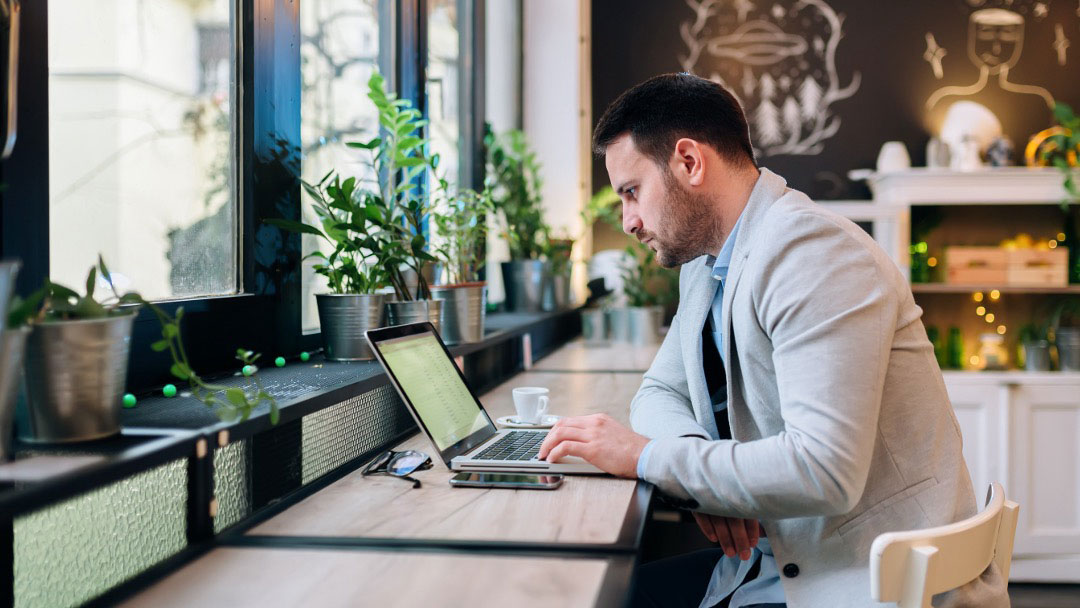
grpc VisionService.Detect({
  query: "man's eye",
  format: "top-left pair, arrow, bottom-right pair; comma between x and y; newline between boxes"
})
626,187 -> 637,198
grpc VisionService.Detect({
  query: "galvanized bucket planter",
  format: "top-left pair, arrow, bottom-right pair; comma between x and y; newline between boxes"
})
0,326 -> 29,460
386,299 -> 444,335
316,293 -> 386,361
618,306 -> 664,346
501,260 -> 550,313
607,307 -> 630,343
547,273 -> 571,312
1058,328 -> 1080,371
431,283 -> 486,345
581,308 -> 608,345
21,313 -> 135,443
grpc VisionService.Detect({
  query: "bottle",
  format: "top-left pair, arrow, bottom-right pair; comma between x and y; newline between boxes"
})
926,326 -> 945,369
946,326 -> 965,370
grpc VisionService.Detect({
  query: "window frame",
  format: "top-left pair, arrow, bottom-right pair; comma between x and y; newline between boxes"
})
0,0 -> 487,391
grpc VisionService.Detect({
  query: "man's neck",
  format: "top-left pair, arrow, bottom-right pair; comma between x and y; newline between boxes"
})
709,166 -> 760,257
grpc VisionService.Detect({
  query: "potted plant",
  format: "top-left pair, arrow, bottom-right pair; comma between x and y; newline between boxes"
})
542,232 -> 575,311
9,257 -> 277,444
0,260 -> 28,460
268,171 -> 390,360
1050,297 -> 1080,371
486,127 -> 551,312
430,179 -> 494,345
1038,102 -> 1080,283
613,241 -> 679,346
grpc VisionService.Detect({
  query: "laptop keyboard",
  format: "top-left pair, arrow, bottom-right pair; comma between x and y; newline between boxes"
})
474,430 -> 547,461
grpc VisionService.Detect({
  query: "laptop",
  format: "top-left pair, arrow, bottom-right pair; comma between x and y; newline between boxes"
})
366,322 -> 603,474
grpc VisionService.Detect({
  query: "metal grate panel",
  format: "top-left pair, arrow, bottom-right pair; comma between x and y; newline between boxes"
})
301,384 -> 415,484
13,459 -> 187,608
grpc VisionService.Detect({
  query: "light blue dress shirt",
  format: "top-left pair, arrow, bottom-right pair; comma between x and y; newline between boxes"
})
636,214 -> 785,608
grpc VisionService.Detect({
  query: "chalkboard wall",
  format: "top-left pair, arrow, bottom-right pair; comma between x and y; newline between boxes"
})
591,0 -> 1080,199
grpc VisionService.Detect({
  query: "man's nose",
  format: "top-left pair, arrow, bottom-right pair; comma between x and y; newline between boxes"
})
622,205 -> 642,236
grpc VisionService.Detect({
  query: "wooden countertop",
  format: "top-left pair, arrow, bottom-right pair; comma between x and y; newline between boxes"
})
248,370 -> 646,545
120,547 -> 613,607
532,338 -> 661,373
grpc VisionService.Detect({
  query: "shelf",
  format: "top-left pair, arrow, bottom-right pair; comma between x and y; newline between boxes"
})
911,284 -> 1080,295
942,370 -> 1080,384
859,167 -> 1074,205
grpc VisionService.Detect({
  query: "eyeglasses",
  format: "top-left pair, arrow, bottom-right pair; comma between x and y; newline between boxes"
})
361,449 -> 433,488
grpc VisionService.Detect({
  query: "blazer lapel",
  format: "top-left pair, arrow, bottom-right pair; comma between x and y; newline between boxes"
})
681,260 -> 721,437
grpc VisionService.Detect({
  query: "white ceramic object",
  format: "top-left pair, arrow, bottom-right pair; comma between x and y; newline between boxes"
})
876,141 -> 911,174
495,414 -> 563,429
511,387 -> 550,424
939,101 -> 1001,165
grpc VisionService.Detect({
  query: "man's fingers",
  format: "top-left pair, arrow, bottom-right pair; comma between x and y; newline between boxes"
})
712,516 -> 735,557
725,518 -> 751,560
746,519 -> 760,549
538,427 -> 589,458
546,440 -> 587,463
693,513 -> 717,543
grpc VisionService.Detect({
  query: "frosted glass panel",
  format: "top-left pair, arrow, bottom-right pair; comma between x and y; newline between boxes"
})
214,439 -> 251,533
14,460 -> 187,608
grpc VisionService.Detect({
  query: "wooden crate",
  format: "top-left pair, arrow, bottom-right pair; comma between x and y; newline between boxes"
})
1006,248 -> 1069,286
946,247 -> 1007,284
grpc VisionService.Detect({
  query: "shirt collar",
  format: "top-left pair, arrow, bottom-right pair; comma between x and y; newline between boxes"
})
704,213 -> 744,281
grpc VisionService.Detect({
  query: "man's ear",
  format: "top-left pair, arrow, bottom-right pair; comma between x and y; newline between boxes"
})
671,138 -> 706,187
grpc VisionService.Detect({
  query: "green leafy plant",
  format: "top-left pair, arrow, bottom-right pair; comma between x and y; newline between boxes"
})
9,257 -> 278,424
432,182 -> 495,286
268,71 -> 435,301
620,241 -> 678,308
486,127 -> 547,260
1041,102 -> 1080,209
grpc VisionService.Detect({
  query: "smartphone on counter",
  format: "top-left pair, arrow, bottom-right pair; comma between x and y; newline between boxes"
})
449,472 -> 564,490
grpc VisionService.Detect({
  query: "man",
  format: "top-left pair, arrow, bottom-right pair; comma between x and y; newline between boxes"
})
537,73 -> 1008,607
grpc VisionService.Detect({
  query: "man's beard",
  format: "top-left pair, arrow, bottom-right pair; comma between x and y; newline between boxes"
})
642,170 -> 720,269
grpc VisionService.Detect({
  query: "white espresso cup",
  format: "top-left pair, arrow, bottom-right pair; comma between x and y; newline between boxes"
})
511,387 -> 550,424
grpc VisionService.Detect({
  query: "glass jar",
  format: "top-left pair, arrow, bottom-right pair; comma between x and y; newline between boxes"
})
977,333 -> 1008,371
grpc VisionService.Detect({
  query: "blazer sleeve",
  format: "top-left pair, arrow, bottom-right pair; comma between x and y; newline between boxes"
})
641,209 -> 900,519
629,271 -> 711,440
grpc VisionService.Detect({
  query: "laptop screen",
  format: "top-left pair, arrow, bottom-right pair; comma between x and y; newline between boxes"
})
376,331 -> 493,451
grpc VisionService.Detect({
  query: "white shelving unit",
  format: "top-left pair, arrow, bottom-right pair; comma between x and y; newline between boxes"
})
826,168 -> 1080,582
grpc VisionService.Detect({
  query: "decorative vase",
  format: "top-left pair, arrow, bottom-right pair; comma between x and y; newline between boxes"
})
581,308 -> 607,345
501,260 -> 550,313
431,283 -> 486,345
21,314 -> 135,443
627,306 -> 664,346
386,299 -> 444,336
316,293 -> 386,361
607,307 -> 630,343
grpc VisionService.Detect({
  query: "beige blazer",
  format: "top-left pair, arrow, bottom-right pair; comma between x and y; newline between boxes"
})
631,168 -> 1008,607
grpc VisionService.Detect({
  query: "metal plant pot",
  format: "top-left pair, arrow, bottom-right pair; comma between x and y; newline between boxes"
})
607,307 -> 631,343
546,273 -> 571,312
1057,328 -> 1080,372
581,308 -> 608,345
0,260 -> 19,323
316,293 -> 386,361
501,260 -> 550,313
627,306 -> 664,346
21,314 -> 135,443
386,299 -> 444,336
1023,340 -> 1051,372
431,283 -> 486,345
0,326 -> 29,460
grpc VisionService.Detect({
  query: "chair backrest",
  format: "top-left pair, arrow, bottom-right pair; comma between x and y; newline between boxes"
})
869,482 -> 1019,608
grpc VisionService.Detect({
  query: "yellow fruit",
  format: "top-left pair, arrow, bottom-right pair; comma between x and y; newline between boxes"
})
1015,233 -> 1034,248
1000,240 -> 1018,250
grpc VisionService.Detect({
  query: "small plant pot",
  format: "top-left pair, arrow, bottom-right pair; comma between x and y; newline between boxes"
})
316,293 -> 386,361
0,326 -> 30,461
21,314 -> 135,443
431,283 -> 486,345
501,260 -> 550,313
607,307 -> 631,343
626,306 -> 664,346
1057,328 -> 1080,372
1022,340 -> 1051,372
581,308 -> 608,345
386,299 -> 444,336
546,273 -> 571,312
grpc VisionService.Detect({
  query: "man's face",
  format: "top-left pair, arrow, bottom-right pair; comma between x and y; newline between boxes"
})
604,134 -> 717,268
968,11 -> 1024,73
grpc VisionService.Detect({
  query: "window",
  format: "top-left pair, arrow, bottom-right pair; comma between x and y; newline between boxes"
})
47,0 -> 237,300
426,0 -> 461,188
300,0 -> 382,331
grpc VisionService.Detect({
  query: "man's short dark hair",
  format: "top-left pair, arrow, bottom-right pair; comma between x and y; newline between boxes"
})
593,73 -> 756,168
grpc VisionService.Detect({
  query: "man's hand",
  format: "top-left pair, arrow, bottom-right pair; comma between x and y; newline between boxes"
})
537,413 -> 650,478
693,513 -> 761,560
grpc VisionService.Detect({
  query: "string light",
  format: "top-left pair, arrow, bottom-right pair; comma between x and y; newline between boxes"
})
969,355 -> 980,367
997,325 -> 1006,335
973,292 -> 984,302
927,257 -> 938,267
989,290 -> 1000,301
1049,240 -> 1058,249
1058,232 -> 1067,241
986,313 -> 996,323
976,306 -> 986,316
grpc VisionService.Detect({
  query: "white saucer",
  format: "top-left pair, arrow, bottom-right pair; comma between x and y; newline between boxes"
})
496,414 -> 562,429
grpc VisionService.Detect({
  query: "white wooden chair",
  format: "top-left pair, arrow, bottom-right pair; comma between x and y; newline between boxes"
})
869,482 -> 1019,608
